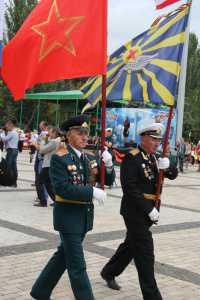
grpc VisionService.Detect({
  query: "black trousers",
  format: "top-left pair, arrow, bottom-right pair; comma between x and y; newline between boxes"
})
40,167 -> 55,201
34,154 -> 48,205
178,156 -> 184,172
6,148 -> 18,184
0,140 -> 4,151
102,218 -> 163,300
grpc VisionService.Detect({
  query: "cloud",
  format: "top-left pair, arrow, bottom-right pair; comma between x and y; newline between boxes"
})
108,0 -> 200,54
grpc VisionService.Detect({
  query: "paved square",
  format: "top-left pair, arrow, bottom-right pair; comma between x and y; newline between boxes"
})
0,151 -> 200,299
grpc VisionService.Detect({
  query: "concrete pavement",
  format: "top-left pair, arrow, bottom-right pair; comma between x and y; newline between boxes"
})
0,151 -> 200,300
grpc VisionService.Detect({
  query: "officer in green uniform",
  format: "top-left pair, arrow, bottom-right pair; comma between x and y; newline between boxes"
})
101,122 -> 178,300
30,115 -> 115,300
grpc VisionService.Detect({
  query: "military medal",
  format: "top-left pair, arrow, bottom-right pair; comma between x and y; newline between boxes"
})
90,160 -> 98,169
141,152 -> 149,160
144,169 -> 149,178
68,165 -> 73,171
77,175 -> 82,184
72,175 -> 77,184
72,165 -> 77,171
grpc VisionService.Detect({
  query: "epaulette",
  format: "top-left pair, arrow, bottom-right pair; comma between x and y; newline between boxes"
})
83,149 -> 95,157
56,146 -> 68,157
129,148 -> 140,156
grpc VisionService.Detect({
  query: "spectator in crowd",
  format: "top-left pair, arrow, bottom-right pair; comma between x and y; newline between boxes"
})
32,126 -> 61,206
177,138 -> 186,173
34,121 -> 48,207
18,129 -> 26,152
0,119 -> 19,187
29,130 -> 38,163
190,143 -> 196,166
123,117 -> 130,147
105,128 -> 113,150
0,127 -> 4,151
184,140 -> 192,169
196,141 -> 200,172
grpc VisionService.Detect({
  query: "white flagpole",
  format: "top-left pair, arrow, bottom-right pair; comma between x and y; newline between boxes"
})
0,0 -> 5,41
176,2 -> 191,140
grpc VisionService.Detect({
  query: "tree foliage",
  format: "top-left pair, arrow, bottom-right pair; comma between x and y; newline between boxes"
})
1,0 -> 86,129
4,0 -> 38,42
183,33 -> 200,142
1,1 -> 200,140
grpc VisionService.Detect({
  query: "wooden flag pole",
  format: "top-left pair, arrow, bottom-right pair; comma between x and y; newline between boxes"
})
155,105 -> 174,210
100,74 -> 107,189
156,1 -> 192,210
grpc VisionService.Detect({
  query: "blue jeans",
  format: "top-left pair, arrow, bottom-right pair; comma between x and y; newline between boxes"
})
6,148 -> 18,183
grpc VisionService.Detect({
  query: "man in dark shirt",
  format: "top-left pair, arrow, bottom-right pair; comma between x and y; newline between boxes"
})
101,122 -> 178,300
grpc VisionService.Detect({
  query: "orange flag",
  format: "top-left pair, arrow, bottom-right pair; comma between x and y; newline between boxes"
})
2,0 -> 107,100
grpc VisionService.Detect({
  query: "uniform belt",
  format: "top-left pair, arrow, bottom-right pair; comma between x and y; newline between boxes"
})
55,195 -> 88,205
143,193 -> 160,201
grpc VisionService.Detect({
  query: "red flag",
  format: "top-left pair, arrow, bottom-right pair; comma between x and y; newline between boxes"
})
155,0 -> 182,9
0,42 -> 2,75
2,0 -> 107,100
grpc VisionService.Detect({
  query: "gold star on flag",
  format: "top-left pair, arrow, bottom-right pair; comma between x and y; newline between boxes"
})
31,0 -> 85,61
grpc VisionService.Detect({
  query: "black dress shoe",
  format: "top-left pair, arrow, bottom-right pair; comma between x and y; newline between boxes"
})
11,183 -> 17,188
30,291 -> 53,300
34,298 -> 53,300
100,271 -> 121,290
31,296 -> 52,300
33,203 -> 47,207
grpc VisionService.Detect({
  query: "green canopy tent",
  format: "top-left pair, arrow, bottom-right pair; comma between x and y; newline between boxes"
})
21,90 -> 84,128
21,91 -> 131,131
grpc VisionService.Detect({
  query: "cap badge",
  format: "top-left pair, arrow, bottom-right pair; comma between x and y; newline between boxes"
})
156,128 -> 161,134
81,122 -> 89,129
71,165 -> 77,171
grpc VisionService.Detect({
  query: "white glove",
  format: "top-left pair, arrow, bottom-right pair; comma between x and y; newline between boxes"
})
0,150 -> 2,162
148,207 -> 159,222
102,150 -> 113,167
158,157 -> 170,170
93,187 -> 107,206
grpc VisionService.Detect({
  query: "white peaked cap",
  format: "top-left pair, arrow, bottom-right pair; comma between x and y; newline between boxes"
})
138,122 -> 165,139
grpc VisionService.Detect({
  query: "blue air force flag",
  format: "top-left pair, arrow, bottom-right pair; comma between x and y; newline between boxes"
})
81,3 -> 190,110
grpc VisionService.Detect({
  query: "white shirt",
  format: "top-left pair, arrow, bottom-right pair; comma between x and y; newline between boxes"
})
70,145 -> 82,159
0,129 -> 19,149
30,133 -> 39,143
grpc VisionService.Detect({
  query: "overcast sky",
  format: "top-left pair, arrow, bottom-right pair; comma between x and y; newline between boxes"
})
2,0 -> 199,53
108,0 -> 199,53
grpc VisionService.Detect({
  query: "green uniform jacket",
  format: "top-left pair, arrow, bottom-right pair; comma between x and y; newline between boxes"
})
50,145 -> 94,234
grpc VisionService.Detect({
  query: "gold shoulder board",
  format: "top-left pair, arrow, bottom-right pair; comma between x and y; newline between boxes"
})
83,150 -> 95,157
56,148 -> 68,157
130,148 -> 140,156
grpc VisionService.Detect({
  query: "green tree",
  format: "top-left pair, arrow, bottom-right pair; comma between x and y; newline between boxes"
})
1,0 -> 38,127
1,0 -> 86,129
183,33 -> 200,143
4,0 -> 38,42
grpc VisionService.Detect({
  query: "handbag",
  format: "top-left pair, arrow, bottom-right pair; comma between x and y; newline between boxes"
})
0,150 -> 16,186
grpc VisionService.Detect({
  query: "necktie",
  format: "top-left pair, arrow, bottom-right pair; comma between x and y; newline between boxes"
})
80,153 -> 87,184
